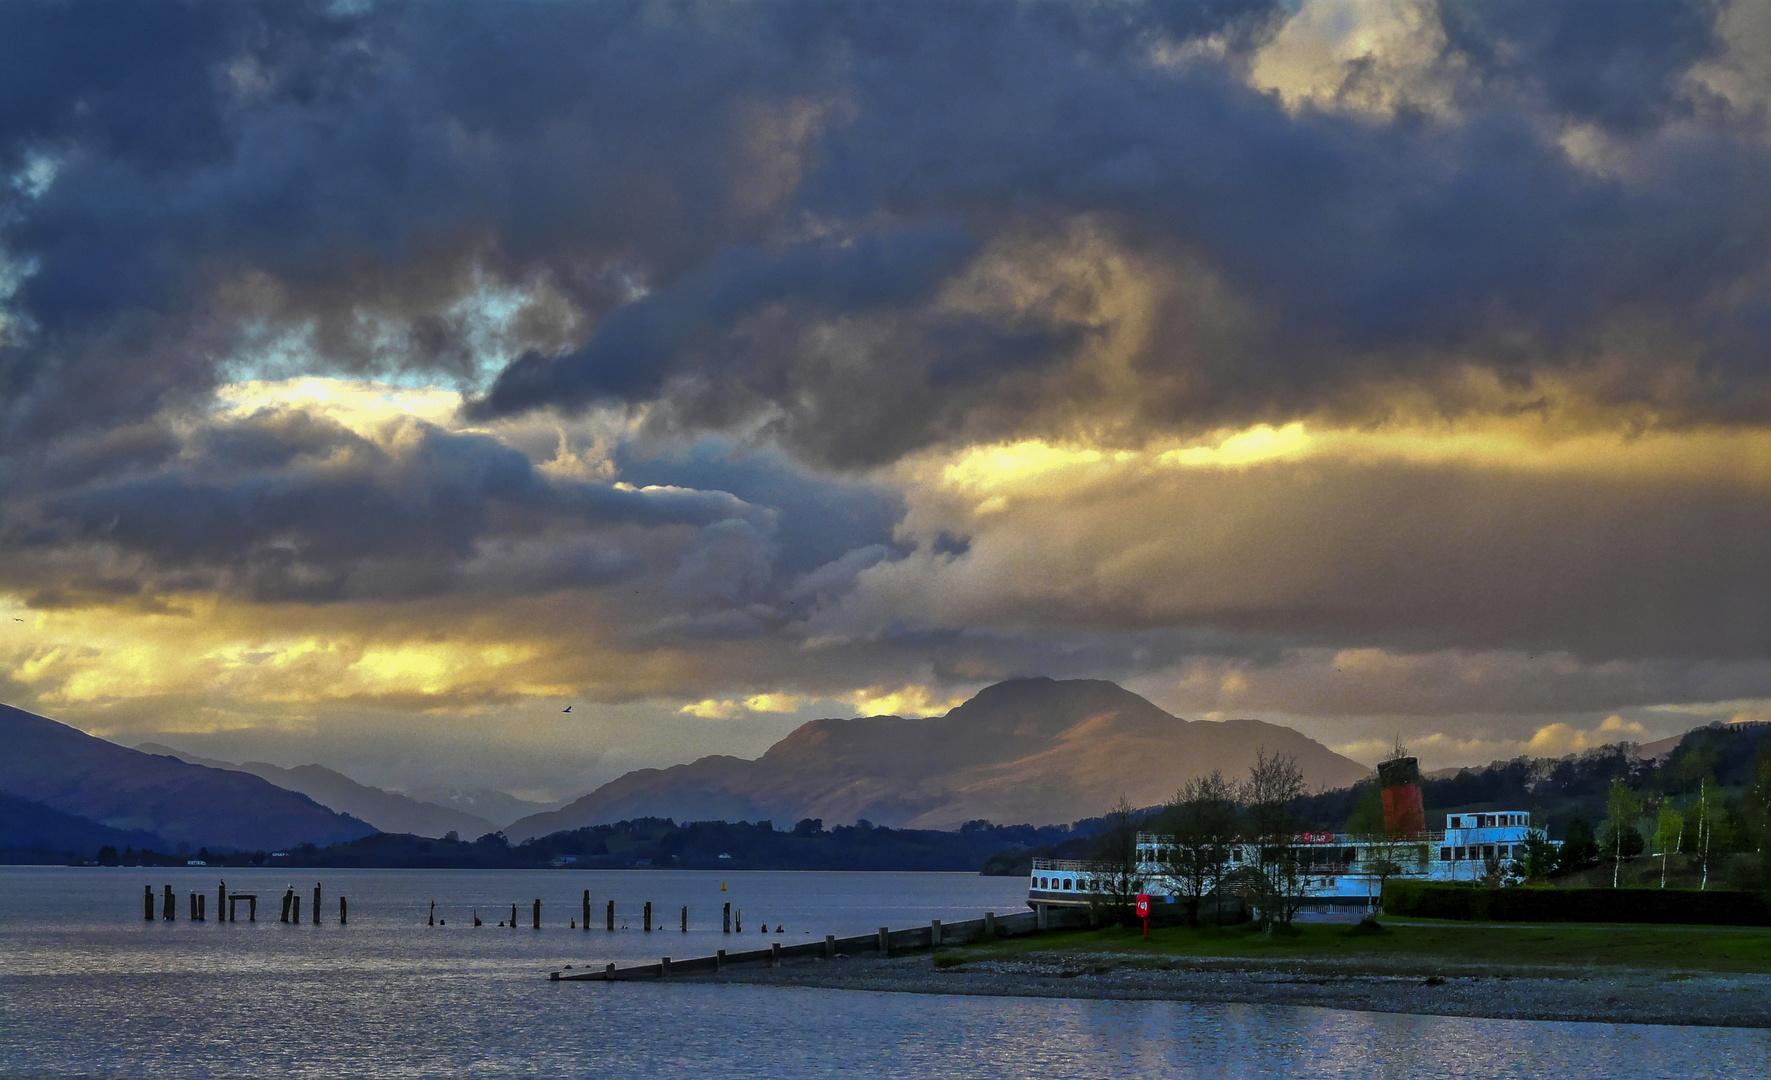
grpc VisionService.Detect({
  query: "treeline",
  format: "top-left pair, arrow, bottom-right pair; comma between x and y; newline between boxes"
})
1300,722 -> 1771,888
185,816 -> 1078,871
90,844 -> 230,867
1290,722 -> 1771,846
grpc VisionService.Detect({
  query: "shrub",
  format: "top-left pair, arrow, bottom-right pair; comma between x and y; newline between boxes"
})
1555,818 -> 1599,873
1382,881 -> 1771,925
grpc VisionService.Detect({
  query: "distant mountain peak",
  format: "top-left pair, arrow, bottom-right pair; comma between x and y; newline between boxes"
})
133,743 -> 496,839
507,677 -> 1370,842
1,702 -> 374,851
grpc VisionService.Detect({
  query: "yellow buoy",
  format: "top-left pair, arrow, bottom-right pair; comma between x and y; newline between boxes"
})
720,881 -> 727,892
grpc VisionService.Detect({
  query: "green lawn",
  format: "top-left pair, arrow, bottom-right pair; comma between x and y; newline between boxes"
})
936,919 -> 1771,975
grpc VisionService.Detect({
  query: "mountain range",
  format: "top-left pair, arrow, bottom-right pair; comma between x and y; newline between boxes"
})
0,789 -> 167,862
506,678 -> 1371,842
136,744 -> 498,839
0,703 -> 374,853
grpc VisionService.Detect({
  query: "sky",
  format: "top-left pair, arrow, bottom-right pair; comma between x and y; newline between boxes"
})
3,0 -> 1770,803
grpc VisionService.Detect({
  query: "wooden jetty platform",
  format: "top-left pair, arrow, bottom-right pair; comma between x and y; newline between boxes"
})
551,906 -> 1093,981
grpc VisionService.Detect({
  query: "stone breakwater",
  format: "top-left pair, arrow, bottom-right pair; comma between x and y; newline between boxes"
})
553,906 -> 1094,982
590,949 -> 1771,1029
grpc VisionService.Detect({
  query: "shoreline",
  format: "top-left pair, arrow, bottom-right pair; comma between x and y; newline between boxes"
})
662,952 -> 1771,1028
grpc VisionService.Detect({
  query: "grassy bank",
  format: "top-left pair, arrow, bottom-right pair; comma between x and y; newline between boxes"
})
932,918 -> 1771,975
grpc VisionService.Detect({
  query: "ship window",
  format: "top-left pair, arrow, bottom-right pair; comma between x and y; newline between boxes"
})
1039,877 -> 1048,889
1063,879 -> 1073,890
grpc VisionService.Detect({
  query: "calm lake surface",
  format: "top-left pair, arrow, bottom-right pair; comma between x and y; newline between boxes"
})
2,866 -> 1766,1078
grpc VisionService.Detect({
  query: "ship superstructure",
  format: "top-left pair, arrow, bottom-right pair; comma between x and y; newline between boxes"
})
1026,756 -> 1546,913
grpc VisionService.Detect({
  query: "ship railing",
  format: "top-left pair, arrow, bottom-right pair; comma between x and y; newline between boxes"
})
1030,858 -> 1099,873
1137,831 -> 1448,847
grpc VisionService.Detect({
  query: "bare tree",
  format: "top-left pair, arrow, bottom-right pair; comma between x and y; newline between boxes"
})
1698,778 -> 1712,891
1604,778 -> 1642,889
1243,749 -> 1306,932
1155,770 -> 1240,926
1655,803 -> 1684,889
1086,794 -> 1145,923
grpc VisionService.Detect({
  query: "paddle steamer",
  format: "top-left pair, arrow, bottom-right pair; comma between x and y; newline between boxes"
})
1026,756 -> 1543,912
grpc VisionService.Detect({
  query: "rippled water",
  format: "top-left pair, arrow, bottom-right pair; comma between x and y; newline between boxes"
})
2,866 -> 1765,1078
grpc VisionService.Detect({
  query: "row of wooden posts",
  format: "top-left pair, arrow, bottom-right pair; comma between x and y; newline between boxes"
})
430,893 -> 765,933
142,883 -> 345,925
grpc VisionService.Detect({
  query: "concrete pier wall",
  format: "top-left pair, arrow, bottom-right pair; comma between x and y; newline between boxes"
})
557,906 -> 1095,982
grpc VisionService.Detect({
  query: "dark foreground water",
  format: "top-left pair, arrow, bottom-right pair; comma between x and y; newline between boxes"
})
1,867 -> 1766,1078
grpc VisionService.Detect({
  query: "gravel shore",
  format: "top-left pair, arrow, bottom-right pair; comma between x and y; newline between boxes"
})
677,952 -> 1771,1028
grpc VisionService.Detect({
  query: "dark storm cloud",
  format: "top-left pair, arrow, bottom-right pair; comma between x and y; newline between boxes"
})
3,0 -> 1768,467
15,414 -> 757,602
609,437 -> 904,577
1441,0 -> 1721,135
470,223 -> 982,410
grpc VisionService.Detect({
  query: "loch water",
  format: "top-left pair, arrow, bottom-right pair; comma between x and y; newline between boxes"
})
1,866 -> 1765,1078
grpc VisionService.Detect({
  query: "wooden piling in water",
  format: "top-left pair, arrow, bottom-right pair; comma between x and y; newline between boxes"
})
510,903 -> 517,929
163,884 -> 174,920
248,895 -> 256,921
532,899 -> 540,929
217,883 -> 226,923
722,901 -> 730,933
427,900 -> 434,927
606,899 -> 614,931
716,949 -> 725,971
643,901 -> 651,932
681,905 -> 687,932
340,896 -> 347,925
292,894 -> 301,923
283,889 -> 293,923
144,885 -> 154,921
313,884 -> 320,925
582,890 -> 590,930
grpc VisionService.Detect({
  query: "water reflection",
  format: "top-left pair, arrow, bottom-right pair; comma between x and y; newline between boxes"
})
1,868 -> 1765,1078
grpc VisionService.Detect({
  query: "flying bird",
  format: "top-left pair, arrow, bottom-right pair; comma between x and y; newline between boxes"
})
562,705 -> 573,713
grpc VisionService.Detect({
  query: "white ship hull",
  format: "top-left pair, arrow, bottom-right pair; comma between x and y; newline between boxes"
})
1028,811 -> 1545,911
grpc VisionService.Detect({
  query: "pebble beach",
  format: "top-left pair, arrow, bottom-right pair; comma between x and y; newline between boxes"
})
681,951 -> 1771,1028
